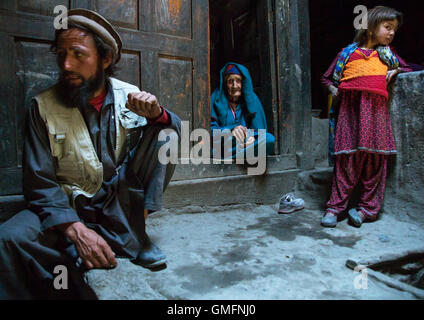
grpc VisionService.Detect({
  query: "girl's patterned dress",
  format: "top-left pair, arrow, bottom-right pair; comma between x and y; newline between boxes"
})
321,48 -> 412,220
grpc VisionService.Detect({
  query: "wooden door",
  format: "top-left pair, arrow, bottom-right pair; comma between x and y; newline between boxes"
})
0,0 -> 209,196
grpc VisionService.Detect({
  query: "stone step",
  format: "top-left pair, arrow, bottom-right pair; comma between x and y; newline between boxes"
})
293,166 -> 333,210
0,167 -> 301,222
163,168 -> 300,210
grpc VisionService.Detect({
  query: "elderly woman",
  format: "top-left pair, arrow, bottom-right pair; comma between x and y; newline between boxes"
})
210,63 -> 275,160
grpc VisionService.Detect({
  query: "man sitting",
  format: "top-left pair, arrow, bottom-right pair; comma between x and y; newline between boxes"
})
0,9 -> 180,299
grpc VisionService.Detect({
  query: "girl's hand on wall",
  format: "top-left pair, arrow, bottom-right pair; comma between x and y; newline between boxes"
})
386,68 -> 401,83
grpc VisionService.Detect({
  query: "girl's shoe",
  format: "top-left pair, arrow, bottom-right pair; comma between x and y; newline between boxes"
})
348,208 -> 365,227
321,212 -> 337,227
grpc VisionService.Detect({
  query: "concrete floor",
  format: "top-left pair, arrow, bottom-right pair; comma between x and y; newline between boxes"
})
86,200 -> 424,300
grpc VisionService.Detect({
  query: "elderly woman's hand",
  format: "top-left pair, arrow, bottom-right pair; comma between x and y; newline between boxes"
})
232,125 -> 247,143
240,135 -> 255,149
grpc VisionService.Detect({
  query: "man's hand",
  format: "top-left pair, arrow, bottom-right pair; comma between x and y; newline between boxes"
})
386,68 -> 401,83
61,222 -> 117,270
126,91 -> 162,120
232,125 -> 247,143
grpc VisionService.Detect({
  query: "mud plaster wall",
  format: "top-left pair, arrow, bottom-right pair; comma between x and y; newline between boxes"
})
385,71 -> 424,223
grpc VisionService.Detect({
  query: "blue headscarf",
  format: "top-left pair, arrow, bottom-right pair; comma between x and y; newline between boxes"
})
211,62 -> 268,130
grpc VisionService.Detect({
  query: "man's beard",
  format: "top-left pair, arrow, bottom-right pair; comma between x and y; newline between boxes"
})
57,64 -> 105,109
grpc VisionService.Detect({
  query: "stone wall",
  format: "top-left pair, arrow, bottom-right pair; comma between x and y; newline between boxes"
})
385,70 -> 424,222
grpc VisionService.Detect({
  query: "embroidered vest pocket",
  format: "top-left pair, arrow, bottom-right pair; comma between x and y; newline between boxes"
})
117,107 -> 146,153
118,108 -> 146,129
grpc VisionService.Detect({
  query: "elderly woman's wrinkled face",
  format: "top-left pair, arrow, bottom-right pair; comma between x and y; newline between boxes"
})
225,74 -> 242,103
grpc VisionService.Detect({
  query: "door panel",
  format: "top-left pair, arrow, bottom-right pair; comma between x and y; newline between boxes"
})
0,33 -> 16,169
154,0 -> 192,38
0,0 -> 209,196
93,0 -> 138,29
159,56 -> 193,123
16,0 -> 70,16
15,39 -> 61,166
117,51 -> 141,88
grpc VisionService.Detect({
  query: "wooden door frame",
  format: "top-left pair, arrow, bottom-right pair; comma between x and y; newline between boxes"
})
274,0 -> 313,169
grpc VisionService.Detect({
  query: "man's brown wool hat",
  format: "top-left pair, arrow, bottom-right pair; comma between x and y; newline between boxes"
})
65,8 -> 122,63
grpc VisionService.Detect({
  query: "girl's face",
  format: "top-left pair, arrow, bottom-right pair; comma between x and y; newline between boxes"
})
372,19 -> 399,46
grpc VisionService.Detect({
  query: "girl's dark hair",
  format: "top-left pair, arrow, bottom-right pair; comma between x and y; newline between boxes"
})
50,23 -> 118,77
354,6 -> 403,46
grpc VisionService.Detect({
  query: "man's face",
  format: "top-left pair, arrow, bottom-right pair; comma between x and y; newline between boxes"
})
56,28 -> 101,88
56,28 -> 109,107
225,74 -> 242,103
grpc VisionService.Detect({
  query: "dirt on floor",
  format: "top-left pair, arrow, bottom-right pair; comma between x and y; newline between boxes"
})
86,198 -> 424,300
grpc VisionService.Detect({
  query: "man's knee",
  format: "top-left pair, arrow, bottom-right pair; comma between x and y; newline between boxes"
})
0,210 -> 40,249
0,227 -> 29,250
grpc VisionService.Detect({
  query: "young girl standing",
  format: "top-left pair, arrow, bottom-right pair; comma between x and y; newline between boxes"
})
321,6 -> 412,228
